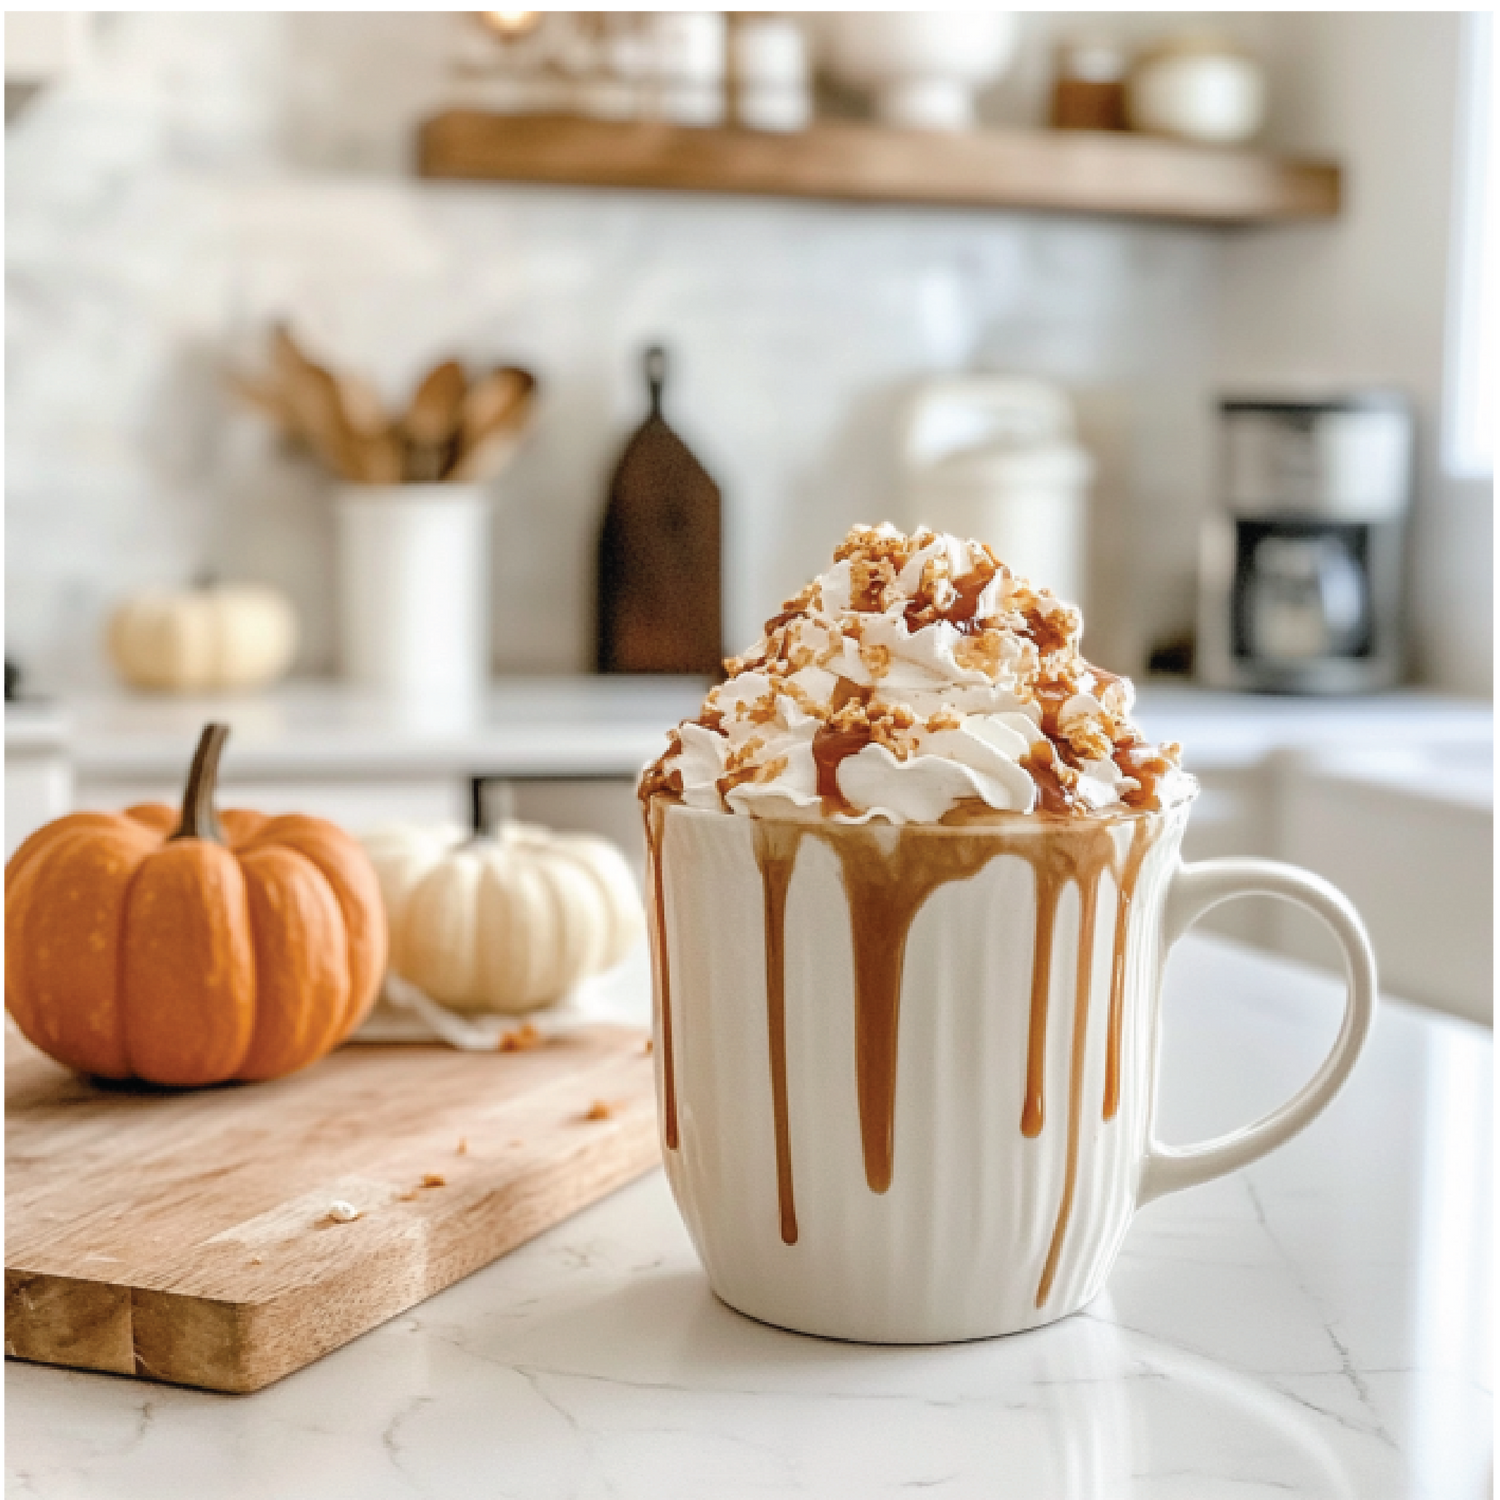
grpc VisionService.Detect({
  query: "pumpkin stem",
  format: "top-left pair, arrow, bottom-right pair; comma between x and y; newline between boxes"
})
171,722 -> 230,843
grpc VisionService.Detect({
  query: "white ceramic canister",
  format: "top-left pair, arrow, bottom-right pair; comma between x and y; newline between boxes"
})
643,795 -> 1375,1343
902,376 -> 1094,608
732,16 -> 812,133
1126,36 -> 1265,146
651,11 -> 727,127
335,484 -> 491,702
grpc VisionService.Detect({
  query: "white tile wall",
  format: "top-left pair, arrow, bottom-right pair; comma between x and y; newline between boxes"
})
6,13 -> 1221,689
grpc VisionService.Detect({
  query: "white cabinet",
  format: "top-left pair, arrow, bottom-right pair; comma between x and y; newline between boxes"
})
1270,748 -> 1492,1025
1177,764 -> 1276,947
4,708 -> 73,857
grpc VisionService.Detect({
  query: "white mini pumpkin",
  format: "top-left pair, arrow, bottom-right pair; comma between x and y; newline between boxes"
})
360,820 -> 645,1014
108,582 -> 298,693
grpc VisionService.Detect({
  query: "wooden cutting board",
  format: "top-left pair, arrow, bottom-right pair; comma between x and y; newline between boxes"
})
5,1022 -> 659,1393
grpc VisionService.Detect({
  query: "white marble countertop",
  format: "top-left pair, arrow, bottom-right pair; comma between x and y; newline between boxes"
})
14,677 -> 712,782
7,678 -> 1489,783
7,935 -> 1491,1500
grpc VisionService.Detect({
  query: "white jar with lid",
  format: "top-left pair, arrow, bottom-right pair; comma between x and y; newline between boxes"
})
900,376 -> 1093,607
1127,36 -> 1265,146
732,16 -> 811,133
651,11 -> 727,127
818,13 -> 1020,132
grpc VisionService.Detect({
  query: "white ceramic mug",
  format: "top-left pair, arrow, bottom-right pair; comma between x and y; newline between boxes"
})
644,790 -> 1376,1343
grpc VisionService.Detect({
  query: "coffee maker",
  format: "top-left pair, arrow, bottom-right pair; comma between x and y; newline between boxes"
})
1197,393 -> 1412,693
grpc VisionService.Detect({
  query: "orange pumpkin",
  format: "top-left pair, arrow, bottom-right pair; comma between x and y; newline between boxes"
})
5,722 -> 387,1086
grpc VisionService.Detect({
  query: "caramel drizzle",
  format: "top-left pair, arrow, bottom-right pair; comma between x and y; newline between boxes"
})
1034,851 -> 1104,1308
1021,871 -> 1057,1139
648,799 -> 1160,1307
1019,830 -> 1116,1140
643,800 -> 679,1151
808,826 -> 1002,1195
1104,817 -> 1154,1121
753,820 -> 806,1244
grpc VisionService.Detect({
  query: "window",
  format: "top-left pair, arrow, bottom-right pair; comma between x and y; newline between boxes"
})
1444,10 -> 1494,479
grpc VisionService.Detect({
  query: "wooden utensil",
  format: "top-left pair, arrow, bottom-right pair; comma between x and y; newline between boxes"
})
335,372 -> 387,438
230,354 -> 390,481
596,346 -> 722,674
448,426 -> 523,483
460,366 -> 534,447
401,359 -> 468,482
233,338 -> 536,486
328,372 -> 405,484
5,1020 -> 657,1392
226,370 -> 297,430
449,369 -> 537,482
268,324 -> 363,482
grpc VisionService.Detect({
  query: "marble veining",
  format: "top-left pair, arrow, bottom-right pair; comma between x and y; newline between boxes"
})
5,935 -> 1491,1499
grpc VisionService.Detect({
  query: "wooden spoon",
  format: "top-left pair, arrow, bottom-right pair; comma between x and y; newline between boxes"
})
449,379 -> 537,482
448,426 -> 524,483
401,359 -> 467,482
226,370 -> 296,430
460,366 -> 535,449
335,372 -> 387,438
269,324 -> 363,481
331,372 -> 403,484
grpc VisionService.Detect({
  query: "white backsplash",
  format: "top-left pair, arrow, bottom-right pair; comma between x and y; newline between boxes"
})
6,13 -> 1218,687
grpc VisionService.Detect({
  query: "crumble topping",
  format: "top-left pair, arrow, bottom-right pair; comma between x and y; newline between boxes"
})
640,524 -> 1187,822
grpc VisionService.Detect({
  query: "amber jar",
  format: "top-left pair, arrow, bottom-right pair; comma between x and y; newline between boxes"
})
1049,38 -> 1128,132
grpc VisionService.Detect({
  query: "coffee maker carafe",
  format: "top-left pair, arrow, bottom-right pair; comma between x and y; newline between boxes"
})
1198,394 -> 1412,693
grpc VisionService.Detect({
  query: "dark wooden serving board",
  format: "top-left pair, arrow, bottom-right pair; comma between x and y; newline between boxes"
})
596,345 -> 722,675
5,1022 -> 659,1392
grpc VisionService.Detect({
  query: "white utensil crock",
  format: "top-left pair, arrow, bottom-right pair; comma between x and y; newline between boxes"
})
645,793 -> 1376,1343
335,485 -> 490,701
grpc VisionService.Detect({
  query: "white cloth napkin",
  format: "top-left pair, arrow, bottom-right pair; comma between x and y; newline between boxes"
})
351,942 -> 653,1050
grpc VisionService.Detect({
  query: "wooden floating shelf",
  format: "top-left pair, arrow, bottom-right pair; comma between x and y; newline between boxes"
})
418,112 -> 1341,227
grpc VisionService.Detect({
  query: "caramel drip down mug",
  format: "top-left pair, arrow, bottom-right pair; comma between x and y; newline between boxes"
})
644,789 -> 1376,1343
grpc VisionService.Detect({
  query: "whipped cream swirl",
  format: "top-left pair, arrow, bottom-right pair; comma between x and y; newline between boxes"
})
642,525 -> 1189,824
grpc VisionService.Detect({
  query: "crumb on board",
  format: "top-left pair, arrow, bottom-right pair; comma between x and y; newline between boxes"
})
456,1138 -> 468,1155
508,1138 -> 523,1148
643,1037 -> 653,1055
497,1022 -> 543,1053
584,1100 -> 614,1122
250,1256 -> 263,1266
325,1200 -> 361,1224
421,1173 -> 446,1189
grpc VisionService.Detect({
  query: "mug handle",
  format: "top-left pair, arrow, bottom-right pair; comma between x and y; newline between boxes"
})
1137,857 -> 1378,1207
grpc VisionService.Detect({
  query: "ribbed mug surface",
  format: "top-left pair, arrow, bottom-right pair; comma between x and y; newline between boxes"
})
645,798 -> 1192,1343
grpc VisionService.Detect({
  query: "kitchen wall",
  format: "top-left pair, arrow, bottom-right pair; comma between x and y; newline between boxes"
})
9,12 -> 1483,698
3,12 -> 1225,688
